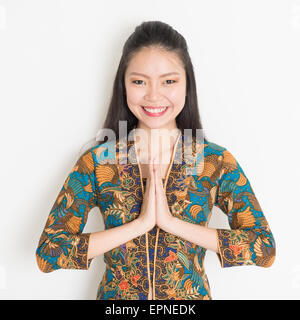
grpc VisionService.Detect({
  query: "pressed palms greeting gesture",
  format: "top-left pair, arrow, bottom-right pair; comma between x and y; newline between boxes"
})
152,156 -> 174,230
138,157 -> 156,231
138,156 -> 174,232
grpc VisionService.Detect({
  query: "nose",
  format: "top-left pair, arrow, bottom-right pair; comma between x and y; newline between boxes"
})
145,83 -> 162,101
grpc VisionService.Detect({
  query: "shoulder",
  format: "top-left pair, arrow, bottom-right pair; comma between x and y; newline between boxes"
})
200,138 -> 228,158
199,139 -> 240,172
87,140 -> 118,165
208,140 -> 239,163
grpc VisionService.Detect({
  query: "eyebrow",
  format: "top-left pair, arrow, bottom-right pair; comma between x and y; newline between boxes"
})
128,72 -> 180,78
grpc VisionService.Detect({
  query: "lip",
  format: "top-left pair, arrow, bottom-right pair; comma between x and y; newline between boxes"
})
141,106 -> 169,117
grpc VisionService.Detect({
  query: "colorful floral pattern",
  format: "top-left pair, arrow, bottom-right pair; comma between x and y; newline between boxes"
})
36,133 -> 276,299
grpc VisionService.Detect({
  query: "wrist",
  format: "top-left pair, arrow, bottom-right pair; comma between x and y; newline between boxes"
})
134,217 -> 150,235
161,215 -> 178,233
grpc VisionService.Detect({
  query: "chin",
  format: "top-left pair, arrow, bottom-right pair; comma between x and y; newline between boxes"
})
138,120 -> 174,130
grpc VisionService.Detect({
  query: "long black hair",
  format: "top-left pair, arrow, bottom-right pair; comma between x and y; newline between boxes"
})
89,20 -> 208,151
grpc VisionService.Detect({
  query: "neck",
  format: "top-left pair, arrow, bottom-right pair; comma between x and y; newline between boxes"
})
135,123 -> 181,154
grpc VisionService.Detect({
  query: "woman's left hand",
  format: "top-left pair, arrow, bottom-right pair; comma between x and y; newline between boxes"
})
152,157 -> 174,230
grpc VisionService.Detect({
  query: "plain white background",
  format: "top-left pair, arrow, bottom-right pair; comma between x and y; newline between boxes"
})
0,0 -> 299,300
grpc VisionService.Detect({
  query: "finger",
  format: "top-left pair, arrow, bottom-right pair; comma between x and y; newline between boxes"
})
153,155 -> 160,180
155,157 -> 162,183
152,156 -> 156,172
152,157 -> 160,197
145,158 -> 153,191
153,155 -> 159,173
152,156 -> 158,184
153,158 -> 161,195
149,158 -> 155,185
149,158 -> 155,193
145,175 -> 151,196
154,161 -> 165,195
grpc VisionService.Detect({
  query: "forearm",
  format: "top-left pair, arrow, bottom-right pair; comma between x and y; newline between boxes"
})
87,218 -> 146,260
166,217 -> 219,253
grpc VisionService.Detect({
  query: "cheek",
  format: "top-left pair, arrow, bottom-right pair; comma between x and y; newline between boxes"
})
126,87 -> 144,105
126,89 -> 143,116
168,87 -> 186,109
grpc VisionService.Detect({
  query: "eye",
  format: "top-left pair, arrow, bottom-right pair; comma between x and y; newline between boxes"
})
131,79 -> 176,85
165,80 -> 176,84
132,80 -> 144,85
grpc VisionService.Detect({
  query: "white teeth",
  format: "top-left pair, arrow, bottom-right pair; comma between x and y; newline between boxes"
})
142,107 -> 167,113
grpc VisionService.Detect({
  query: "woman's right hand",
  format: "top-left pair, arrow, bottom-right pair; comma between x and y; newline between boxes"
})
138,157 -> 156,232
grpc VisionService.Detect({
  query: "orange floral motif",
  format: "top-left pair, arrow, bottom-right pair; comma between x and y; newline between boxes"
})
119,280 -> 128,290
229,244 -> 243,256
165,287 -> 177,299
164,250 -> 177,262
131,274 -> 140,286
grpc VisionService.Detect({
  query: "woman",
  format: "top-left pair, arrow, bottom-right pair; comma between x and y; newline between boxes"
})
35,21 -> 276,300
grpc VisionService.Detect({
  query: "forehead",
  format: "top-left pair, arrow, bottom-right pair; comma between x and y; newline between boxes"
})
125,47 -> 185,76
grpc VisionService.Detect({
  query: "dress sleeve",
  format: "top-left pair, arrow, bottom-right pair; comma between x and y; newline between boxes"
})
35,148 -> 98,273
214,147 -> 276,268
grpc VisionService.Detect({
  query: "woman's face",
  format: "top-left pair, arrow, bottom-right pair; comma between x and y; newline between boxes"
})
124,46 -> 186,131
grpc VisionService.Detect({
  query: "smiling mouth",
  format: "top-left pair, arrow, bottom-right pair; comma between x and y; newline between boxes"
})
141,106 -> 169,116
